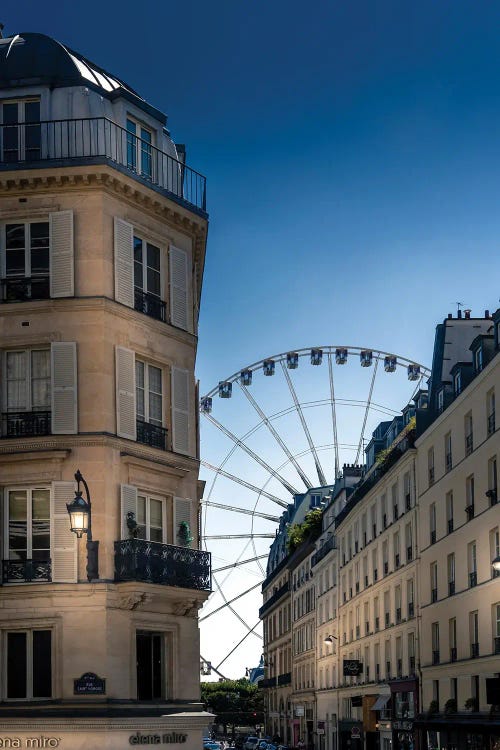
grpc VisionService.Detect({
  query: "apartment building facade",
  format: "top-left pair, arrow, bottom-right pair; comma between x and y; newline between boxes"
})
0,30 -> 210,748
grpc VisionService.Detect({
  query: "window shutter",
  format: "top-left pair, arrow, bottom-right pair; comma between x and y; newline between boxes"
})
51,342 -> 78,434
49,210 -> 74,298
114,217 -> 134,308
169,245 -> 191,331
115,346 -> 136,440
174,497 -> 192,547
120,484 -> 138,539
171,367 -> 189,455
51,481 -> 77,582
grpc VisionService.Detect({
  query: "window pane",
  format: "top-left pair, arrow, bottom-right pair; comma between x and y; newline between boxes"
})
32,490 -> 50,519
32,490 -> 50,559
3,103 -> 19,124
149,393 -> 162,425
137,496 -> 146,525
5,224 -> 26,276
150,499 -> 162,529
33,630 -> 52,698
149,366 -> 162,394
127,119 -> 137,170
7,351 -> 27,410
147,243 -> 160,271
9,490 -> 27,520
30,222 -> 50,273
6,223 -> 25,249
147,268 -> 161,296
8,489 -> 28,560
7,632 -> 27,699
31,350 -> 51,409
136,361 -> 145,419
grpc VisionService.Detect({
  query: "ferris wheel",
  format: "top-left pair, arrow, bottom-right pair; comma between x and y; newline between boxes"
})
198,346 -> 430,679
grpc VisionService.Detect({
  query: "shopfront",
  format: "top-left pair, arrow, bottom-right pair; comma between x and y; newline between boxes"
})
389,678 -> 418,750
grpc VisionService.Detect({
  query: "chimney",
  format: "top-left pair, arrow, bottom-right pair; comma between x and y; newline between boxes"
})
457,310 -> 462,319
464,309 -> 471,319
447,313 -> 452,319
485,310 -> 490,318
0,23 -> 4,39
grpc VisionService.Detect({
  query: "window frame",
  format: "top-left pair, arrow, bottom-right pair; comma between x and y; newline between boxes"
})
2,626 -> 53,701
136,492 -> 167,544
2,348 -> 51,413
1,219 -> 50,281
126,116 -> 154,179
0,98 -> 41,162
135,359 -> 164,427
133,233 -> 163,299
3,485 -> 51,563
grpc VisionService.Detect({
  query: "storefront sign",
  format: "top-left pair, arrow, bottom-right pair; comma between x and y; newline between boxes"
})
343,659 -> 363,676
0,739 -> 61,748
393,720 -> 413,732
350,727 -> 361,739
73,672 -> 106,695
317,722 -> 325,736
294,706 -> 304,717
129,733 -> 187,745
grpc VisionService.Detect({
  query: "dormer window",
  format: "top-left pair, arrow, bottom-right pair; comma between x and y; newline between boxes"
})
126,118 -> 153,179
1,99 -> 40,163
454,371 -> 462,397
437,389 -> 444,414
474,346 -> 483,374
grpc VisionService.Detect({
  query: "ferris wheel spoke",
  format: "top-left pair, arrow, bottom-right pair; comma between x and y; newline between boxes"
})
199,580 -> 264,622
327,352 -> 341,479
355,357 -> 379,465
212,554 -> 269,573
238,382 -> 313,489
215,621 -> 262,670
203,413 -> 298,495
202,500 -> 280,523
280,361 -> 327,486
201,461 -> 288,508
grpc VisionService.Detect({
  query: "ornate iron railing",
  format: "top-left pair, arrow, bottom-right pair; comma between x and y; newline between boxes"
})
2,559 -> 51,583
134,288 -> 167,323
1,276 -> 50,302
277,672 -> 291,686
0,118 -> 207,213
114,538 -> 211,591
1,411 -> 51,438
136,420 -> 168,451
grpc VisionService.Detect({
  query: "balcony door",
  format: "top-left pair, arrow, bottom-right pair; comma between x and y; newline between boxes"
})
136,631 -> 163,700
1,99 -> 40,162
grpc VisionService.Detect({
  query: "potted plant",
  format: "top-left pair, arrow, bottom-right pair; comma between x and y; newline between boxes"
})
444,698 -> 457,714
428,700 -> 439,715
464,697 -> 478,712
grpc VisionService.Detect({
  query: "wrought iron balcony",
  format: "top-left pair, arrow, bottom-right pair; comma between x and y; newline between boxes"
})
465,504 -> 475,521
494,637 -> 500,655
1,276 -> 50,302
136,419 -> 168,450
0,118 -> 207,214
470,642 -> 479,658
432,650 -> 440,665
431,587 -> 438,603
114,538 -> 211,591
134,288 -> 167,323
448,518 -> 454,533
469,571 -> 477,588
277,672 -> 291,686
1,411 -> 51,438
450,647 -> 457,662
445,453 -> 453,472
448,580 -> 455,596
2,558 -> 51,583
465,433 -> 473,455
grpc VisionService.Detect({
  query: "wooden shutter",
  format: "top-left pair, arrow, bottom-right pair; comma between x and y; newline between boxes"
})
49,210 -> 74,298
171,367 -> 189,455
114,217 -> 134,308
51,481 -> 77,582
51,342 -> 78,434
120,484 -> 138,539
115,346 -> 136,440
174,497 -> 192,547
169,245 -> 191,331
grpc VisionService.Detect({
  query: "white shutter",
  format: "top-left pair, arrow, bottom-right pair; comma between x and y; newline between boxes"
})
49,210 -> 74,298
116,346 -> 136,440
51,342 -> 78,434
114,217 -> 134,308
120,484 -> 138,539
174,497 -> 192,547
51,481 -> 77,582
169,245 -> 191,331
171,367 -> 189,455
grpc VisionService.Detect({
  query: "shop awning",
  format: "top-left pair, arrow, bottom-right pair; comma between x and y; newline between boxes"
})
371,694 -> 391,711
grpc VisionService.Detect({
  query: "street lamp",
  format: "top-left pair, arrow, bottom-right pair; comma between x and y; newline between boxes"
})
66,469 -> 99,582
324,634 -> 338,644
492,555 -> 500,573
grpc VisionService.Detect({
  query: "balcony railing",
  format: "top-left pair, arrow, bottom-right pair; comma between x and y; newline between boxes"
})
432,650 -> 440,665
470,642 -> 479,658
260,676 -> 277,689
469,571 -> 477,588
134,288 -> 166,323
430,530 -> 436,545
0,118 -> 207,214
311,535 -> 336,567
465,433 -> 473,456
494,637 -> 500,655
408,602 -> 414,618
1,411 -> 51,438
450,647 -> 457,662
465,504 -> 475,521
136,420 -> 168,451
448,580 -> 455,596
277,672 -> 291,686
406,546 -> 413,562
259,580 -> 290,617
431,588 -> 438,603
114,538 -> 211,591
448,518 -> 454,533
1,276 -> 50,303
2,558 -> 51,583
487,488 -> 498,506
488,413 -> 495,435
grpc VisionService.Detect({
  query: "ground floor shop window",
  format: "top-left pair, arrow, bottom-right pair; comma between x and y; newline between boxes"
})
6,629 -> 52,699
136,630 -> 164,700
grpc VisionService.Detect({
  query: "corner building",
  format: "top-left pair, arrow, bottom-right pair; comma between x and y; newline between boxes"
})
0,31 -> 211,747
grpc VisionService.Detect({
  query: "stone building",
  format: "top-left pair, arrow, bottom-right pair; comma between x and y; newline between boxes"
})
0,30 -> 211,748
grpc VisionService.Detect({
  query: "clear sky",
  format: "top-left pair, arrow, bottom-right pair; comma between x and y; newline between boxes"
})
4,0 -> 500,677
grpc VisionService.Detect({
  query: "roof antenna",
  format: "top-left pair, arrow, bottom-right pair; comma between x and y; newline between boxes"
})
0,23 -> 5,39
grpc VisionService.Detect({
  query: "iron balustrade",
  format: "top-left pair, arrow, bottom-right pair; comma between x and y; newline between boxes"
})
445,453 -> 453,472
1,411 -> 51,438
0,118 -> 207,213
432,650 -> 440,665
260,677 -> 277,689
430,530 -> 436,544
450,647 -> 457,662
448,518 -> 454,533
134,288 -> 167,323
114,538 -> 211,591
1,276 -> 50,302
311,534 -> 336,567
431,588 -> 438,602
465,504 -> 475,521
494,637 -> 500,655
488,413 -> 496,435
408,602 -> 414,618
259,580 -> 290,617
277,672 -> 291,686
470,642 -> 479,658
2,558 -> 51,583
448,581 -> 455,596
465,433 -> 473,455
136,420 -> 168,451
469,571 -> 477,587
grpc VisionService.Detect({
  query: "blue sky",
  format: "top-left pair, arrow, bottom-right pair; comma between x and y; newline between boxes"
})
4,0 -> 500,676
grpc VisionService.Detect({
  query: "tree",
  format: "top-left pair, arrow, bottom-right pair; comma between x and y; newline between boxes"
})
200,679 -> 264,735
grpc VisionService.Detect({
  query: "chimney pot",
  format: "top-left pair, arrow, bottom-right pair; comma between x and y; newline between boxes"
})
457,310 -> 462,319
464,309 -> 471,319
485,310 -> 490,318
448,313 -> 452,319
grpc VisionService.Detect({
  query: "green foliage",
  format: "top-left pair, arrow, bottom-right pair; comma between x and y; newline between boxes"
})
286,508 -> 323,552
428,700 -> 439,714
465,697 -> 478,711
444,698 -> 457,714
375,447 -> 391,466
200,679 -> 264,732
178,521 -> 193,546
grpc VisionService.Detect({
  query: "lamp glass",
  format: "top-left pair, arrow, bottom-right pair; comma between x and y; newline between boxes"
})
492,555 -> 500,572
67,492 -> 90,537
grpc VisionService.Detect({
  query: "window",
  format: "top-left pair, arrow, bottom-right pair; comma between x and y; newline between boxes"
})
136,631 -> 164,699
432,622 -> 440,664
133,236 -> 164,320
454,370 -> 462,397
474,346 -> 483,373
429,503 -> 436,544
447,553 -> 455,596
437,389 -> 444,414
4,487 -> 50,566
430,562 -> 438,602
405,522 -> 413,561
490,528 -> 500,579
466,475 -> 475,519
1,221 -> 50,301
137,494 -> 165,543
465,413 -> 473,456
446,491 -> 454,533
393,531 -> 400,568
494,604 -> 500,654
487,389 -> 496,435
449,618 -> 457,662
445,432 -> 452,472
488,457 -> 498,506
5,629 -> 52,699
468,542 -> 477,587
407,578 -> 414,618
469,611 -> 479,658
1,99 -> 41,162
428,448 -> 435,485
395,585 -> 402,623
392,483 -> 398,520
408,632 -> 415,673
127,117 -> 153,178
135,360 -> 167,449
3,349 -> 51,435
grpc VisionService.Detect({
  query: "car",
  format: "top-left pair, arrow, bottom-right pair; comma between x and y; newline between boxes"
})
243,738 -> 260,750
203,743 -> 221,750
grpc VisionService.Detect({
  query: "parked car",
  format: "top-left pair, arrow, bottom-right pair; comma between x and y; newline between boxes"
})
204,743 -> 221,750
243,738 -> 260,750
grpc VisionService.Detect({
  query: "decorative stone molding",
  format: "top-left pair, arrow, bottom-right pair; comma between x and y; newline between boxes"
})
119,592 -> 152,611
171,599 -> 202,617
